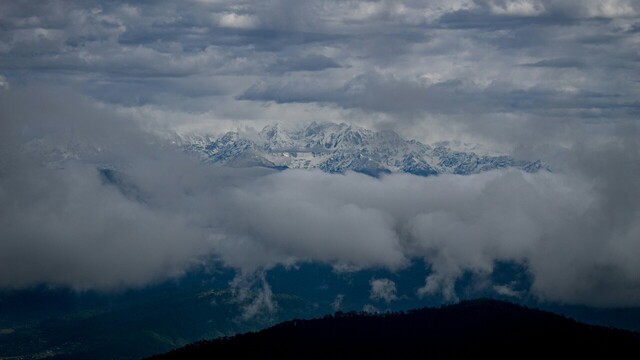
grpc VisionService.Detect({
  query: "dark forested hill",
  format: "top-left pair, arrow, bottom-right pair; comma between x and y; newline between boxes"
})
149,299 -> 640,359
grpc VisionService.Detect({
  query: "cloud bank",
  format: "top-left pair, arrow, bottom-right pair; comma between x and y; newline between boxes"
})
1,86 -> 639,307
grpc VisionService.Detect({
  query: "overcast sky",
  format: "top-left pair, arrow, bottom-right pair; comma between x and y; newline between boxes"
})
2,0 -> 638,147
1,1 -> 639,307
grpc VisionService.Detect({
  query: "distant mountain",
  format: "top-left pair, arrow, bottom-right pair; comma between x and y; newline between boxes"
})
179,122 -> 544,176
149,299 -> 640,359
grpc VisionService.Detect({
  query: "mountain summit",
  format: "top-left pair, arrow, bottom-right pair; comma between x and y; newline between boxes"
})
180,122 -> 544,176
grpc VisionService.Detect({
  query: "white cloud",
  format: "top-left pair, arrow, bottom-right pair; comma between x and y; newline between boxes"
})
370,278 -> 398,303
231,272 -> 277,320
362,304 -> 380,314
489,0 -> 546,16
494,284 -> 522,297
332,294 -> 344,311
217,12 -> 259,29
563,0 -> 638,18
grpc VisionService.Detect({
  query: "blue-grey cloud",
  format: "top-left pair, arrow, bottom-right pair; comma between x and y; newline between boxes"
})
267,54 -> 341,73
239,71 -> 640,119
521,58 -> 587,68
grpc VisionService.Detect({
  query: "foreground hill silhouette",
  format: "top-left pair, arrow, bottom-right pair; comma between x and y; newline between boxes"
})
149,299 -> 640,359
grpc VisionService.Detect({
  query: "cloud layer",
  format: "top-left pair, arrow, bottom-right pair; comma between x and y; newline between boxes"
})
1,1 -> 638,149
1,86 -> 639,307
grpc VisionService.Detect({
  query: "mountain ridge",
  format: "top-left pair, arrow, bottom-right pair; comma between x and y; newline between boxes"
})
179,122 -> 545,176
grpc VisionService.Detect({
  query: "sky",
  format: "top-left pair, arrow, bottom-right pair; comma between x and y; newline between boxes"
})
0,0 -> 639,308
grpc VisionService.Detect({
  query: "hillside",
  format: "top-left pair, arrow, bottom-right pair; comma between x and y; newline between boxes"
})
150,299 -> 640,359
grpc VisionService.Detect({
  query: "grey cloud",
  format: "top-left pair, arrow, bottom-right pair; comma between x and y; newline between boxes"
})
0,2 -> 242,77
442,0 -> 640,29
224,164 -> 639,306
438,9 -> 571,30
238,77 -> 339,105
2,0 -> 637,145
0,87 -> 214,290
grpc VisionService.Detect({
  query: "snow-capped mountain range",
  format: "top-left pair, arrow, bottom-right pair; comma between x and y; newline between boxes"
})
179,122 -> 544,176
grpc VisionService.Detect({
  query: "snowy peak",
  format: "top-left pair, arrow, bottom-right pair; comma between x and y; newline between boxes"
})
257,122 -> 376,152
181,122 -> 544,176
301,122 -> 371,151
259,123 -> 297,150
